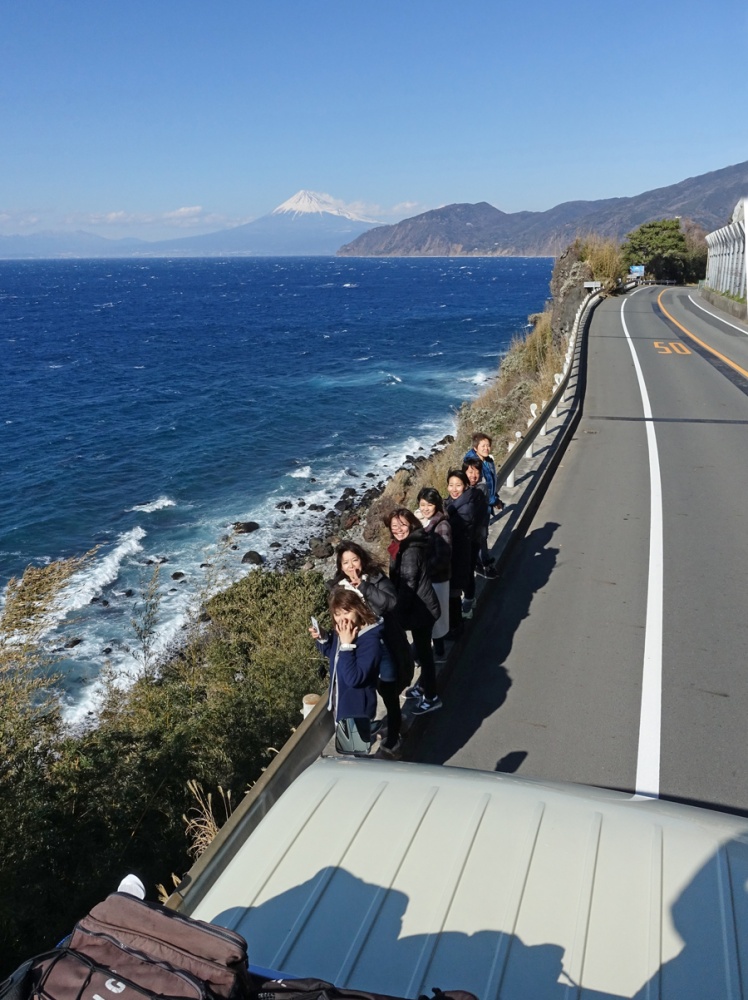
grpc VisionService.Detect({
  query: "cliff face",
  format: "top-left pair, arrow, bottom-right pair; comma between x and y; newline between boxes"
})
337,160 -> 748,258
549,245 -> 593,346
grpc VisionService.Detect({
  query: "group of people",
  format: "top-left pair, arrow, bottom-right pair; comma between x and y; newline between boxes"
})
309,433 -> 504,759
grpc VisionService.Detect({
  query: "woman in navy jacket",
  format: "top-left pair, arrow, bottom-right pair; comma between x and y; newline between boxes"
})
310,587 -> 382,726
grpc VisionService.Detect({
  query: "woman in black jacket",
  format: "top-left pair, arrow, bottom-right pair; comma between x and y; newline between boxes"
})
385,507 -> 442,716
331,541 -> 413,755
445,468 -> 485,638
416,486 -> 452,657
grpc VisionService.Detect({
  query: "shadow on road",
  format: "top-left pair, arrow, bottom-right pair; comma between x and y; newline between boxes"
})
411,521 -> 560,766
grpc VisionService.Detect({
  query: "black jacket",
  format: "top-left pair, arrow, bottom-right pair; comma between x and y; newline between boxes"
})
422,511 -> 452,583
446,487 -> 485,590
388,528 -> 440,631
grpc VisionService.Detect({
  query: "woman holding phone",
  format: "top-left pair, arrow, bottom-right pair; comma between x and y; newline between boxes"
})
309,587 -> 383,753
331,541 -> 413,756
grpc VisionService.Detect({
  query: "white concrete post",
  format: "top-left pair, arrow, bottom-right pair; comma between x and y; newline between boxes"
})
505,431 -> 522,489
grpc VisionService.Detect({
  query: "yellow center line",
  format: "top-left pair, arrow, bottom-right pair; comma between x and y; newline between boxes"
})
657,289 -> 748,380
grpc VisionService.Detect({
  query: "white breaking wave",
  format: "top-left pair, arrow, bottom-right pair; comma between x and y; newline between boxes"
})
127,496 -> 176,513
288,466 -> 312,479
59,527 -> 147,616
382,372 -> 403,384
459,371 -> 490,385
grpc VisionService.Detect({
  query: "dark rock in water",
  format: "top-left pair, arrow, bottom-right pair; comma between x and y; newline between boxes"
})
365,472 -> 376,478
101,600 -> 110,608
276,501 -> 293,510
269,541 -> 282,549
310,477 -> 317,483
325,510 -> 338,522
200,562 -> 212,568
64,637 -> 83,649
170,588 -> 178,593
334,498 -> 353,511
405,454 -> 415,463
171,571 -> 185,580
310,541 -> 334,559
345,468 -> 357,477
231,544 -> 238,550
124,589 -> 134,597
102,647 -> 112,655
308,503 -> 325,512
242,550 -> 264,565
90,596 -> 100,604
297,499 -> 306,506
233,521 -> 260,534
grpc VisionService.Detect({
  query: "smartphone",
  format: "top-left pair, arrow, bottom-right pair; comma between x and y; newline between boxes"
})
310,616 -> 320,635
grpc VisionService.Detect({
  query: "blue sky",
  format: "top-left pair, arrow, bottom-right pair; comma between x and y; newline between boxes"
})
2,0 -> 747,240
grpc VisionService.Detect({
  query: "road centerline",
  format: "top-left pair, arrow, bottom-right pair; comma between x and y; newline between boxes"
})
621,293 -> 664,799
658,291 -> 748,380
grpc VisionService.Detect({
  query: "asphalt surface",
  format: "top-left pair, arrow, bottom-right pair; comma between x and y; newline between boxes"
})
412,286 -> 748,815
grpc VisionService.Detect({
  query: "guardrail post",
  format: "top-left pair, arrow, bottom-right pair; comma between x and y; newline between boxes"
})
505,431 -> 522,488
525,404 -> 538,459
553,374 -> 563,417
540,401 -> 547,436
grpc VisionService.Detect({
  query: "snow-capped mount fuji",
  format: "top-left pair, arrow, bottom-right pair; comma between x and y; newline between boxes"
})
136,190 -> 380,256
271,190 -> 376,223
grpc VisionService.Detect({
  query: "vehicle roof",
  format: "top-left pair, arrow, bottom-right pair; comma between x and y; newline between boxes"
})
184,757 -> 748,999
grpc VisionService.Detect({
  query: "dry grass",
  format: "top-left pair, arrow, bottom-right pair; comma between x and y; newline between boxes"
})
182,778 -> 233,860
574,234 -> 625,289
362,306 -> 567,553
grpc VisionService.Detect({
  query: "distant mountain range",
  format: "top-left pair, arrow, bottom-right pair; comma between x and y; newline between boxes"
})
338,160 -> 748,257
0,191 -> 377,259
2,162 -> 747,260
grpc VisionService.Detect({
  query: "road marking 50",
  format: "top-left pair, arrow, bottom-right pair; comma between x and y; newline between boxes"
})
654,341 -> 691,355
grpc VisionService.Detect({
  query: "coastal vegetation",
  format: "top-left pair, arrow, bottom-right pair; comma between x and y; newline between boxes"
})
621,218 -> 707,283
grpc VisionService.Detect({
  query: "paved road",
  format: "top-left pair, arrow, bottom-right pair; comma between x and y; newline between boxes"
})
412,286 -> 748,815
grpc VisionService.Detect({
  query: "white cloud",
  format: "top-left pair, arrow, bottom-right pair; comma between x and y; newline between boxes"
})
0,210 -> 42,231
344,199 -> 429,223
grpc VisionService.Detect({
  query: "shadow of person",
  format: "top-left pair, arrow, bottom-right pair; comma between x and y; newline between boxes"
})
211,866 -> 622,1000
411,522 -> 560,766
495,750 -> 528,773
633,834 -> 748,999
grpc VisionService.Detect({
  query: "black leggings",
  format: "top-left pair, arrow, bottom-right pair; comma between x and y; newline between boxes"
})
411,625 -> 436,699
378,680 -> 401,748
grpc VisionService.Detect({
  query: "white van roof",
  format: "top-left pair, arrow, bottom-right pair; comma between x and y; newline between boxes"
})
184,757 -> 748,999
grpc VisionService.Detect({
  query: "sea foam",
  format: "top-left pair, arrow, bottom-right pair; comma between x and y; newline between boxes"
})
59,527 -> 147,616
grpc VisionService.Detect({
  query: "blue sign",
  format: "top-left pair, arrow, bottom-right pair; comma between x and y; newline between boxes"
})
629,265 -> 645,275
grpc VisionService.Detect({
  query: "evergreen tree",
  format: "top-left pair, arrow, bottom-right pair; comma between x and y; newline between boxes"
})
621,219 -> 689,281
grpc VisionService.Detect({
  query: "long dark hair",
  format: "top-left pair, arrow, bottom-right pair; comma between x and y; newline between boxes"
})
416,486 -> 444,513
385,506 -> 422,535
328,586 -> 378,626
333,541 -> 384,583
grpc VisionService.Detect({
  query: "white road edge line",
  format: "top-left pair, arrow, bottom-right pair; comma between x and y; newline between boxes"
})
688,293 -> 748,336
621,292 -> 664,799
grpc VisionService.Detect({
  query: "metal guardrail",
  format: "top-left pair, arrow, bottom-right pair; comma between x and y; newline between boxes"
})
493,288 -> 602,494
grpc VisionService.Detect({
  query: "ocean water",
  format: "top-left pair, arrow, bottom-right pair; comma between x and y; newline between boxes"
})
1,255 -> 553,718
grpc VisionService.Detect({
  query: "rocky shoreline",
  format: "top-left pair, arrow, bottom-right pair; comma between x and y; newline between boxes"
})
229,432 -> 457,578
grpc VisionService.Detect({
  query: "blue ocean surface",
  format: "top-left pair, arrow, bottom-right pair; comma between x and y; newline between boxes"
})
1,256 -> 553,718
